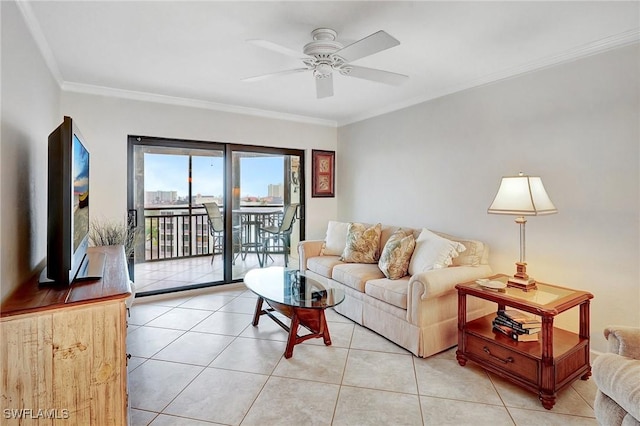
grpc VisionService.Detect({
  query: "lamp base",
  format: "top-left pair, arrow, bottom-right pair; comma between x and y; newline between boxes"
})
507,262 -> 537,291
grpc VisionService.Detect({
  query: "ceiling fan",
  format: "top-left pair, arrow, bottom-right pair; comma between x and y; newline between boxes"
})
243,28 -> 409,99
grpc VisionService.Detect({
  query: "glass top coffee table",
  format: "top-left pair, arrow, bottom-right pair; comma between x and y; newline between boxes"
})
244,267 -> 345,358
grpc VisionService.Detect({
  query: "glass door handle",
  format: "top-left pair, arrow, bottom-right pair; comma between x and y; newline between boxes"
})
127,209 -> 137,228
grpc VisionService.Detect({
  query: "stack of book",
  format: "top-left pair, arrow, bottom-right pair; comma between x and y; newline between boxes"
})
492,309 -> 542,342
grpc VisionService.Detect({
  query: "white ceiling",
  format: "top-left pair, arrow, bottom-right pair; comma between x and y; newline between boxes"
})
20,1 -> 640,126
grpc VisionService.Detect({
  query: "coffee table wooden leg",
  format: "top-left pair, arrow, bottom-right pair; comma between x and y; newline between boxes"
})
252,297 -> 264,326
320,311 -> 332,346
284,313 -> 300,359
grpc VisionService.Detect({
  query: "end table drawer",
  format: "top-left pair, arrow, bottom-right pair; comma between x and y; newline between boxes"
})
467,334 -> 539,383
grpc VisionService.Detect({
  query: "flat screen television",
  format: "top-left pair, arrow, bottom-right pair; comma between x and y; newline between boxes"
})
40,116 -> 104,286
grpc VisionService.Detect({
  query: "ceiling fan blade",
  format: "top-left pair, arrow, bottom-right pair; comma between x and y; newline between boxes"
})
316,74 -> 333,99
242,68 -> 309,83
343,65 -> 408,86
335,30 -> 400,63
247,39 -> 309,59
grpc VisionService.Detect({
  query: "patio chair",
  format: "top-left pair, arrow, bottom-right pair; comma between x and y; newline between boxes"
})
203,202 -> 241,264
258,204 -> 299,267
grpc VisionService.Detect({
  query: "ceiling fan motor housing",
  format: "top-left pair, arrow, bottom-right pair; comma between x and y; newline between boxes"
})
303,28 -> 346,79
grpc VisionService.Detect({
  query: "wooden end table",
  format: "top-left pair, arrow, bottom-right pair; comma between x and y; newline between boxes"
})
455,274 -> 593,410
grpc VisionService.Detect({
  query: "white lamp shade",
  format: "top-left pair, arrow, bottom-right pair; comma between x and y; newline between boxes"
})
488,174 -> 557,216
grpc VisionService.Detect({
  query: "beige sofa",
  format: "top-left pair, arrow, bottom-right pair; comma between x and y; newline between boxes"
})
298,222 -> 494,358
592,326 -> 640,426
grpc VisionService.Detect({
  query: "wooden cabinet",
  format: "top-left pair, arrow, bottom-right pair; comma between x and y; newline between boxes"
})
456,274 -> 593,410
1,246 -> 131,425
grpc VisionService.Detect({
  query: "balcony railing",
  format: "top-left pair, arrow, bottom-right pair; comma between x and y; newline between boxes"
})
143,205 -> 285,262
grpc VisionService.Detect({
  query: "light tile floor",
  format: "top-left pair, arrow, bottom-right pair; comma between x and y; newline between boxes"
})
127,285 -> 598,426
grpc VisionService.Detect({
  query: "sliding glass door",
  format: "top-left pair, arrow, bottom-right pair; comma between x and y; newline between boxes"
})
127,137 -> 304,296
230,147 -> 303,280
128,140 -> 226,295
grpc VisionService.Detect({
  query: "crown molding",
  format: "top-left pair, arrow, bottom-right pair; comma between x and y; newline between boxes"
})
339,29 -> 640,126
61,82 -> 338,127
16,0 -> 63,85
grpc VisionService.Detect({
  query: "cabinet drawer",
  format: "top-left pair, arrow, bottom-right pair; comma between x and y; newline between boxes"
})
466,334 -> 539,383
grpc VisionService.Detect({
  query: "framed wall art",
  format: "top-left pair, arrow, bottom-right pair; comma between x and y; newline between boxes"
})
311,150 -> 335,198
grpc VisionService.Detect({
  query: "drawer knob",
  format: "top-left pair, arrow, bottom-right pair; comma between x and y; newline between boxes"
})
483,346 -> 514,364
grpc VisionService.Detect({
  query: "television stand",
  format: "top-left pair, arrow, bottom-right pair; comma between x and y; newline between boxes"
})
75,251 -> 106,281
1,245 -> 131,424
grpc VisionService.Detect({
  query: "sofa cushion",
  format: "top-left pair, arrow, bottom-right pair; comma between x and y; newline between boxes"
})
332,263 -> 385,292
321,221 -> 350,256
378,229 -> 416,279
307,255 -> 343,278
436,232 -> 485,267
341,223 -> 382,264
408,228 -> 466,275
365,277 -> 410,310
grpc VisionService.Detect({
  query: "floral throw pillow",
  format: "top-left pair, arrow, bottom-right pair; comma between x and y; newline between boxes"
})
341,223 -> 382,264
378,229 -> 416,279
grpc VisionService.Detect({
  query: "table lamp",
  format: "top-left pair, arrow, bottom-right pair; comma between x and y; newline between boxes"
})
488,172 -> 557,290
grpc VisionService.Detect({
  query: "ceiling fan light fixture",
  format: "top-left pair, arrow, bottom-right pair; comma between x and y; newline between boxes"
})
314,63 -> 333,78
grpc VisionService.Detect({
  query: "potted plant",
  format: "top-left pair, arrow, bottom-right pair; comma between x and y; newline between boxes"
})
89,217 -> 139,280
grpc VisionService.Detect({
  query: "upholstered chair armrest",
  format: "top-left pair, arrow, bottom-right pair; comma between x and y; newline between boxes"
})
604,326 -> 640,359
592,353 -> 640,421
297,240 -> 325,270
407,265 -> 492,324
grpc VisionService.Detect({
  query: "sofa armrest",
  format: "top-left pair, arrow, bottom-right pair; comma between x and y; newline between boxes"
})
407,265 -> 492,324
604,326 -> 640,359
409,265 -> 493,300
297,240 -> 325,270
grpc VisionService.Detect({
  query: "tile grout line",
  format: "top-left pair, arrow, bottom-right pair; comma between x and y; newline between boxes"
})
330,324 -> 354,425
412,356 -> 426,425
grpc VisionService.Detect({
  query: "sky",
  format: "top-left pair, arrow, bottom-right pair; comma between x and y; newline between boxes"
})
144,153 -> 284,198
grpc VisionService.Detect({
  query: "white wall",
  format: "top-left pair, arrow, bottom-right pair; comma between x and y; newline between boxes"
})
1,1 -> 61,301
337,44 -> 640,352
59,92 -> 337,242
